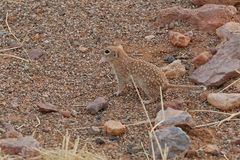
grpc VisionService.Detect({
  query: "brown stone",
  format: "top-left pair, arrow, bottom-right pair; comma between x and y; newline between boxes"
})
169,31 -> 191,47
155,4 -> 237,31
190,22 -> 240,86
192,51 -> 212,65
104,120 -> 126,136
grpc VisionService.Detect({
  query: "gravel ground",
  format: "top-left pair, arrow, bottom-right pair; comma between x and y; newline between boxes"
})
0,0 -> 239,159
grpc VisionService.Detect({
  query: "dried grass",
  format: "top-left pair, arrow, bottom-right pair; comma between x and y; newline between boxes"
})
130,75 -> 169,160
37,132 -> 107,160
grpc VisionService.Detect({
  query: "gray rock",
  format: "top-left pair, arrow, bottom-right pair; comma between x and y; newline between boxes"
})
190,22 -> 240,86
95,137 -> 105,145
37,102 -> 59,113
155,107 -> 194,128
151,127 -> 191,159
86,97 -> 108,114
0,136 -> 40,155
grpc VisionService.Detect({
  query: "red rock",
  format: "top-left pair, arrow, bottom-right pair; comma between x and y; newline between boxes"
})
190,22 -> 240,86
59,110 -> 71,118
192,51 -> 212,65
169,31 -> 191,47
192,0 -> 239,6
36,102 -> 59,113
155,4 -> 237,31
28,48 -> 45,60
104,120 -> 126,136
0,136 -> 39,155
86,97 -> 108,115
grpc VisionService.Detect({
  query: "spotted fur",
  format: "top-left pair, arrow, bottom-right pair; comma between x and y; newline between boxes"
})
100,45 -> 204,104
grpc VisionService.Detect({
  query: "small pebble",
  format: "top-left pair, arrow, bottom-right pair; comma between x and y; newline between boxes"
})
144,35 -> 155,41
109,135 -> 120,141
184,31 -> 194,38
89,126 -> 101,135
60,110 -> 71,118
127,144 -> 139,154
168,22 -> 175,29
104,120 -> 126,136
163,54 -> 176,64
95,137 -> 105,145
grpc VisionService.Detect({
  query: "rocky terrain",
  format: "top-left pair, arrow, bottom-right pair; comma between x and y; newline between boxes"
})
0,0 -> 239,159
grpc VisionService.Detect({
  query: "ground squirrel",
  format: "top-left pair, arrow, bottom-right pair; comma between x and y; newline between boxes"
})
100,45 -> 205,104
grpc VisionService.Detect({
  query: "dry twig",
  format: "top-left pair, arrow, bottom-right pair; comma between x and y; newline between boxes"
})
0,53 -> 29,62
195,111 -> 240,128
0,12 -> 30,62
35,115 -> 41,127
141,142 -> 150,160
130,75 -> 168,160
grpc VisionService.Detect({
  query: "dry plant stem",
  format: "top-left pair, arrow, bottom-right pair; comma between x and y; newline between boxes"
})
195,111 -> 240,128
160,86 -> 165,120
236,69 -> 240,74
149,132 -> 156,160
151,86 -> 165,132
0,45 -> 22,52
0,53 -> 29,62
35,115 -> 41,127
130,75 -> 167,160
141,142 -> 150,160
217,111 -> 240,126
6,12 -> 21,43
126,119 -> 155,127
4,12 -> 30,60
189,110 -> 231,115
130,75 -> 153,128
218,77 -> 240,93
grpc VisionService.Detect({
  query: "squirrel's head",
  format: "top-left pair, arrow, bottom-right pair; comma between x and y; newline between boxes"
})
99,45 -> 127,64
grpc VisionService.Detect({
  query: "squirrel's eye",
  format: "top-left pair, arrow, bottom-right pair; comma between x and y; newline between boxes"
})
104,50 -> 110,55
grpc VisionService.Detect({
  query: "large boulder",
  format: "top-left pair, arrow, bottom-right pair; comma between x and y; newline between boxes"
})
155,4 -> 237,31
190,22 -> 240,86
